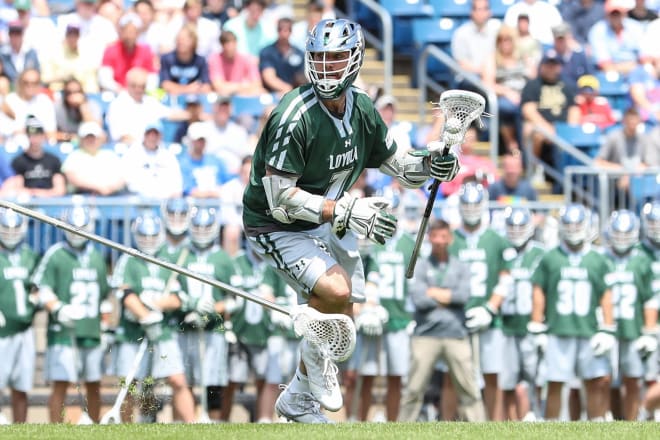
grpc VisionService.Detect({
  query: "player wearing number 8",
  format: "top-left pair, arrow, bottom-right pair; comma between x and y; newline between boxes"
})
529,203 -> 615,421
31,207 -> 110,422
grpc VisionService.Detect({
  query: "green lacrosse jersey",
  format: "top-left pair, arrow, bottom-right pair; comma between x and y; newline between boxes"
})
178,244 -> 234,333
639,242 -> 660,298
531,246 -> 611,338
500,242 -> 545,336
371,232 -> 415,332
604,249 -> 654,340
449,227 -> 513,325
112,254 -> 179,343
0,245 -> 39,337
266,265 -> 298,340
230,251 -> 271,347
31,243 -> 109,347
243,84 -> 396,235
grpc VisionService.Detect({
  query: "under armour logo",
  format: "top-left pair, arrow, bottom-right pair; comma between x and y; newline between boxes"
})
344,139 -> 351,149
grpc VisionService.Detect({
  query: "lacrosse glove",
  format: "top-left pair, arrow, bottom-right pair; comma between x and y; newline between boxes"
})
527,321 -> 548,354
465,304 -> 495,332
429,152 -> 460,182
332,192 -> 397,244
355,305 -> 389,337
52,302 -> 86,328
634,327 -> 659,358
139,310 -> 164,342
590,324 -> 616,357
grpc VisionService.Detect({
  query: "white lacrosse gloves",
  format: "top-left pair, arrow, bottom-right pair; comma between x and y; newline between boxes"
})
271,310 -> 293,332
0,310 -> 5,328
355,305 -> 389,337
52,302 -> 86,328
590,325 -> 617,357
139,310 -> 164,341
332,192 -> 397,244
139,291 -> 162,311
180,291 -> 216,315
527,321 -> 548,354
634,327 -> 659,358
224,320 -> 237,344
429,152 -> 460,182
465,304 -> 495,332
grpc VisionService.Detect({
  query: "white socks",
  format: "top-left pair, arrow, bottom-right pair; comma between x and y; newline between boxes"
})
288,367 -> 310,395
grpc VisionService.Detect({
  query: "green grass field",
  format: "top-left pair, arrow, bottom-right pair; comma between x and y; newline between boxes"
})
2,422 -> 660,440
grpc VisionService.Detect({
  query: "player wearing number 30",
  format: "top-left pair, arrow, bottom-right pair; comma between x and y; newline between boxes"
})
529,203 -> 615,421
242,18 -> 460,423
31,207 -> 110,423
0,208 -> 39,424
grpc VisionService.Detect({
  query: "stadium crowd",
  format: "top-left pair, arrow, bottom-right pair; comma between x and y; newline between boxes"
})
0,0 -> 658,425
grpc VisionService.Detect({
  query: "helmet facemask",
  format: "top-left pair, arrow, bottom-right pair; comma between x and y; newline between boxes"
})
190,208 -> 220,250
162,198 -> 192,237
559,204 -> 589,249
458,183 -> 487,227
63,207 -> 94,249
0,208 -> 27,250
133,214 -> 165,256
608,210 -> 639,255
642,201 -> 660,247
505,207 -> 534,248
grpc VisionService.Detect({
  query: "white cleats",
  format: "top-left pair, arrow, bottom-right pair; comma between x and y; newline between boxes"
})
275,384 -> 334,424
300,339 -> 343,412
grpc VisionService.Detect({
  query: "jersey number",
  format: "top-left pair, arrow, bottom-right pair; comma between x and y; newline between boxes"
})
379,263 -> 404,301
70,281 -> 100,319
612,283 -> 637,321
469,261 -> 488,298
501,280 -> 532,316
556,279 -> 591,317
325,168 -> 353,201
14,280 -> 27,317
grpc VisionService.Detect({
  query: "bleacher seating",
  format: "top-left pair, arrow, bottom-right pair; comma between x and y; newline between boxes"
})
429,0 -> 471,19
412,17 -> 458,84
594,71 -> 630,115
555,122 -> 602,168
380,0 -> 435,56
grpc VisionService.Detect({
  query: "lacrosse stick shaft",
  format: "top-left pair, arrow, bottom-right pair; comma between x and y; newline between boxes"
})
70,332 -> 92,423
197,328 -> 211,422
0,200 -> 289,316
406,179 -> 440,279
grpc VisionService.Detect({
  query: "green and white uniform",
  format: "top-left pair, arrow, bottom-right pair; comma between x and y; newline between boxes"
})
0,245 -> 39,392
243,85 -> 397,303
266,266 -> 300,383
531,245 -> 612,382
32,243 -> 109,383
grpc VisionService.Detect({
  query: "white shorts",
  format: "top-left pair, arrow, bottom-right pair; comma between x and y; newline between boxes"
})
228,343 -> 271,384
247,224 -> 366,304
498,334 -> 539,391
354,329 -> 410,377
617,339 -> 659,381
0,328 -> 35,392
545,335 -> 611,382
115,339 -> 184,380
177,331 -> 229,387
265,336 -> 300,383
45,343 -> 104,383
478,327 -> 504,375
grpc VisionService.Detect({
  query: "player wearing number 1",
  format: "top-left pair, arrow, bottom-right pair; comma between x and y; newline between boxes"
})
242,18 -> 460,422
0,208 -> 39,424
31,207 -> 109,423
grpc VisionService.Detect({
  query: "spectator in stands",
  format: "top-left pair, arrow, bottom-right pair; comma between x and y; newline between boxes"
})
172,93 -> 208,144
451,0 -> 501,86
0,151 -> 16,195
61,121 -> 126,195
134,0 -> 168,57
165,0 -> 221,59
222,0 -> 276,58
122,120 -> 183,199
514,13 -> 541,68
504,0 -> 563,46
10,117 -> 66,197
159,24 -> 211,96
178,121 -> 230,198
488,152 -> 537,203
54,78 -> 102,143
0,57 -> 9,97
203,0 -> 240,28
105,67 -> 188,144
628,0 -> 658,24
588,0 -> 644,75
641,124 -> 660,167
208,30 -> 264,97
259,17 -> 305,96
640,17 -> 660,60
559,0 -> 605,48
375,94 -> 413,152
0,20 -> 39,84
574,74 -> 617,130
551,22 -> 593,88
2,68 -> 57,142
219,154 -> 250,256
98,13 -> 156,93
11,0 -> 58,62
521,49 -> 580,180
291,0 -> 323,52
483,24 -> 536,155
40,22 -> 100,93
203,95 -> 250,175
629,55 -> 660,123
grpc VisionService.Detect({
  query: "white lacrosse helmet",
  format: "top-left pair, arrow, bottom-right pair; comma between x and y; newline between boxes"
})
458,182 -> 488,226
190,206 -> 220,249
305,18 -> 364,100
0,207 -> 27,250
642,201 -> 660,246
558,203 -> 589,247
607,209 -> 639,255
504,206 -> 535,248
132,212 -> 165,256
161,198 -> 192,237
62,206 -> 94,249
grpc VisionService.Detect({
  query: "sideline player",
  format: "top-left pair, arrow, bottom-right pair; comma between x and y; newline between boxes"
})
242,18 -> 460,423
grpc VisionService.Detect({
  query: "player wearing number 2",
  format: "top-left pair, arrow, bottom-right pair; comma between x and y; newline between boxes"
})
31,207 -> 109,423
242,18 -> 460,422
0,208 -> 39,424
529,203 -> 615,421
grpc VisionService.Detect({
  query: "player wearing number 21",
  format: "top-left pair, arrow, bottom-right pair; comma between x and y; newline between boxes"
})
31,207 -> 110,423
242,18 -> 460,422
528,203 -> 615,421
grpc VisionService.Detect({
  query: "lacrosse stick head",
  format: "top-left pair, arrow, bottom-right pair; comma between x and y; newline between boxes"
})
78,411 -> 94,425
290,305 -> 356,362
100,409 -> 121,425
436,90 -> 486,151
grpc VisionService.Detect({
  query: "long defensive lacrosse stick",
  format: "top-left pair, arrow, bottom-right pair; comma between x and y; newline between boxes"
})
70,332 -> 94,425
406,90 -> 486,279
0,201 -> 356,363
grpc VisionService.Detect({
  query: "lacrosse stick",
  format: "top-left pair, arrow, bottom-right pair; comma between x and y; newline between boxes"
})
197,327 -> 212,423
406,90 -> 486,279
0,201 -> 356,363
70,332 -> 94,425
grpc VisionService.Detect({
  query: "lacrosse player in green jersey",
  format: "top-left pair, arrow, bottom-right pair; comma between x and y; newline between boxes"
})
498,207 -> 545,421
448,182 -> 514,421
529,203 -> 615,421
242,18 -> 460,423
604,210 -> 658,421
31,207 -> 109,423
177,207 -> 235,422
112,213 -> 200,423
0,209 -> 39,424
